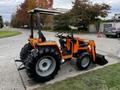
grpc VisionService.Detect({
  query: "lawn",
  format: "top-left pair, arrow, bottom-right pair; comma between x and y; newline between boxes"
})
35,63 -> 120,90
0,29 -> 21,38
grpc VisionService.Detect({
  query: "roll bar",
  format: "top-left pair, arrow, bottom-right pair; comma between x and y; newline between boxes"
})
29,8 -> 65,38
28,8 -> 64,15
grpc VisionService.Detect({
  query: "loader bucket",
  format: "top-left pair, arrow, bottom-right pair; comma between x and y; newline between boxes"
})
95,53 -> 108,65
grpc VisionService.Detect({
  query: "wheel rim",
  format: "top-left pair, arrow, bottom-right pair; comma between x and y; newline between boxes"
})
36,56 -> 56,77
81,56 -> 90,68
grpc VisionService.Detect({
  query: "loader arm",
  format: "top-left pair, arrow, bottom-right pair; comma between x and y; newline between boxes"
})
89,40 -> 96,62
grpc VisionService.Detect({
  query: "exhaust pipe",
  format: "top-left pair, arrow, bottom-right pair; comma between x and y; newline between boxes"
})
95,53 -> 108,65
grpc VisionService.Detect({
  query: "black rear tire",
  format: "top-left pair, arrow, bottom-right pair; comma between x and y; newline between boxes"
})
20,43 -> 33,62
25,47 -> 61,82
106,35 -> 110,38
116,34 -> 120,38
76,53 -> 91,70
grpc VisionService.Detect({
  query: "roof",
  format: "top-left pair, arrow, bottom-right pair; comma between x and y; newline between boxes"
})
103,19 -> 120,23
28,8 -> 69,15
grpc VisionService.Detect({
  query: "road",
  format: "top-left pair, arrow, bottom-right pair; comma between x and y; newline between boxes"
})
0,28 -> 120,90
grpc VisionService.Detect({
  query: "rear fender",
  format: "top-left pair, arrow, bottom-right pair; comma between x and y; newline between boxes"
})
37,41 -> 62,59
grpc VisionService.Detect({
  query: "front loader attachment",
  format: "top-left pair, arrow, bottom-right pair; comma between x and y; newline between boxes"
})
95,53 -> 108,65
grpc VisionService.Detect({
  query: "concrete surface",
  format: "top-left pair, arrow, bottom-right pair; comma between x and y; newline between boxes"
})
0,29 -> 27,90
0,28 -> 120,90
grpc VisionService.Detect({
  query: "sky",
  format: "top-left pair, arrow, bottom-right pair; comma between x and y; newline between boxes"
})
0,0 -> 120,22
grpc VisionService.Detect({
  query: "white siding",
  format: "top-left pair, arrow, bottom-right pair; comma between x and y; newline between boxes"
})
88,22 -> 120,33
100,22 -> 120,32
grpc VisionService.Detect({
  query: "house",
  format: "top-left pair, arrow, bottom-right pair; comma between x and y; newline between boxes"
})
89,14 -> 120,33
100,20 -> 120,32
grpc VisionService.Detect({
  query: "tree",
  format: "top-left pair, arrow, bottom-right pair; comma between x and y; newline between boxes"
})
53,13 -> 71,30
71,0 -> 110,30
11,0 -> 36,28
0,16 -> 3,28
11,0 -> 54,28
54,0 -> 110,31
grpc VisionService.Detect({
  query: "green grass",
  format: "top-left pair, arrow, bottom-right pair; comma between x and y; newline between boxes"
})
0,30 -> 21,38
35,63 -> 120,90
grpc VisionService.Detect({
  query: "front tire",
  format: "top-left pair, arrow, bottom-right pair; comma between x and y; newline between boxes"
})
25,47 -> 61,82
106,35 -> 110,38
76,53 -> 91,70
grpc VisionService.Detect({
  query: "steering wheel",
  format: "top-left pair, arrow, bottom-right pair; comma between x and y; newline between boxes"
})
67,33 -> 74,39
55,32 -> 63,38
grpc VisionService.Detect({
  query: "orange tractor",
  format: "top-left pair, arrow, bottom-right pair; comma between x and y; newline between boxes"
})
16,8 -> 108,82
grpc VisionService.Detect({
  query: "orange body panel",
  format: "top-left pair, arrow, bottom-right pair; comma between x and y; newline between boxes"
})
38,41 -> 58,46
89,40 -> 96,62
29,38 -> 62,59
28,35 -> 96,62
73,37 -> 96,62
66,38 -> 71,51
73,38 -> 89,53
29,38 -> 42,48
73,40 -> 79,53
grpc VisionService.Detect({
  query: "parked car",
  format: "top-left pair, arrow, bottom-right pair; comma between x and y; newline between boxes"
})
104,27 -> 120,38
